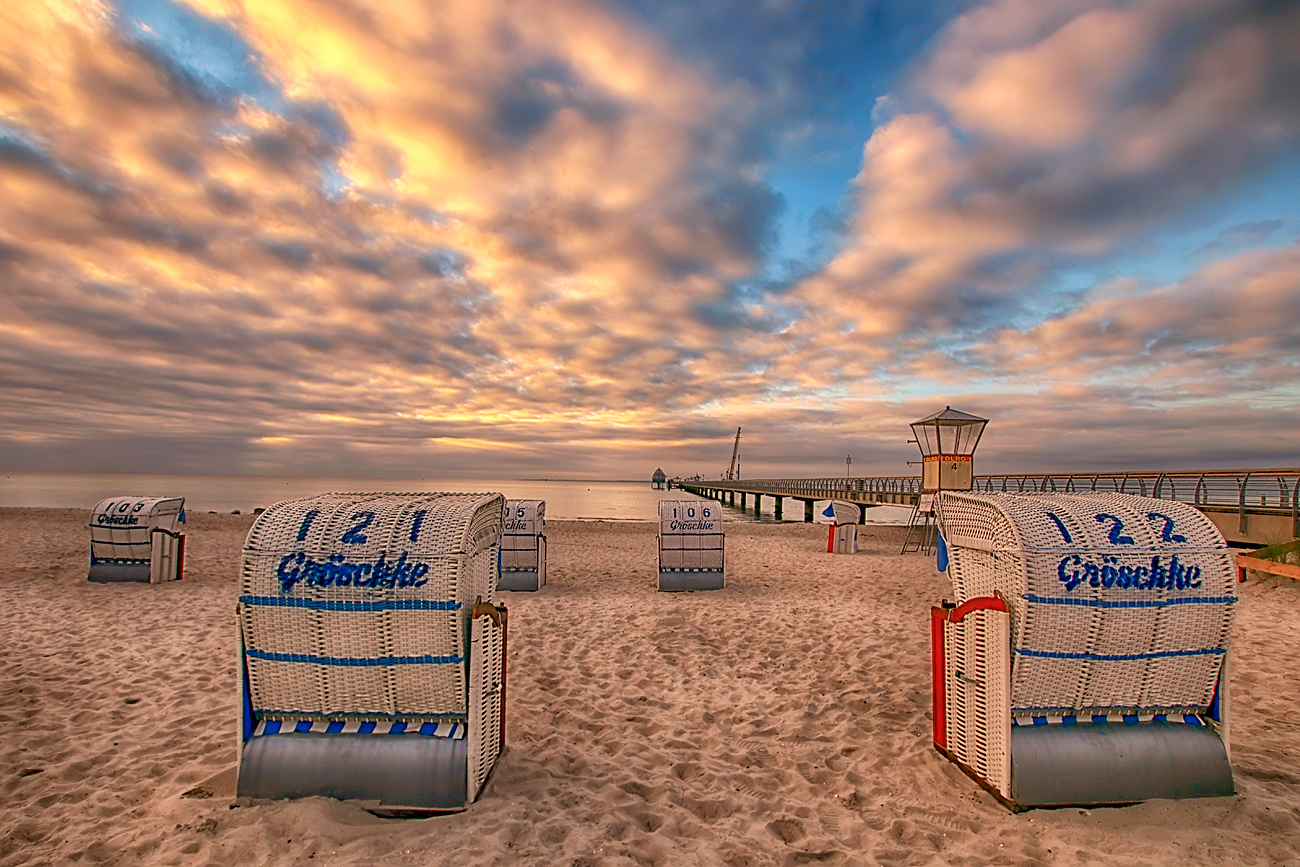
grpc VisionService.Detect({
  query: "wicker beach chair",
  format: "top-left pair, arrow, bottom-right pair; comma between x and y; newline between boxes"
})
658,500 -> 725,591
931,491 -> 1237,809
814,499 -> 860,553
498,499 -> 546,591
236,492 -> 508,812
87,496 -> 185,583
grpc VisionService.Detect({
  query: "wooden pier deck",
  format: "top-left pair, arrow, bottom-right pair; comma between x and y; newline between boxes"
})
673,468 -> 1300,547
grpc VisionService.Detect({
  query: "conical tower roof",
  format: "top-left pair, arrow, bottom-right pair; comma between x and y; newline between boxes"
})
911,405 -> 987,424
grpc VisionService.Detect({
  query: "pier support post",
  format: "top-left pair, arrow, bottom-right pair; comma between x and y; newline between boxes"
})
804,499 -> 814,522
773,496 -> 781,520
741,492 -> 746,509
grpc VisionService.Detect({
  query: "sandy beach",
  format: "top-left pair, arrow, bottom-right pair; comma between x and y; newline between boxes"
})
3,508 -> 1300,867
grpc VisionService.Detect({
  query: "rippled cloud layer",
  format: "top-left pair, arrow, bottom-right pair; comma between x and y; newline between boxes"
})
2,0 -> 1297,479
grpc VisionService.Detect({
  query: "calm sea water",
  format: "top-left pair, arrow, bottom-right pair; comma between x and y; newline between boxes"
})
0,472 -> 912,524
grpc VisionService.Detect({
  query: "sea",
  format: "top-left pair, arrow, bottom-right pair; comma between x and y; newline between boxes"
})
0,472 -> 913,525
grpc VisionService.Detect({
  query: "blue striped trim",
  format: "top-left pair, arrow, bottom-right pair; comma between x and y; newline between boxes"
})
1012,713 -> 1204,726
254,710 -> 466,723
240,596 -> 460,612
1024,594 -> 1236,608
1018,546 -> 1229,554
1016,647 -> 1224,662
245,649 -> 463,666
254,719 -> 465,737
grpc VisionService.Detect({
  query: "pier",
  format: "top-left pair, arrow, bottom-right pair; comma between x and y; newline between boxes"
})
674,468 -> 1300,547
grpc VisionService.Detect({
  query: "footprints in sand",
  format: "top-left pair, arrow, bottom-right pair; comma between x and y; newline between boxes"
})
476,522 -> 974,865
13,515 -> 1300,865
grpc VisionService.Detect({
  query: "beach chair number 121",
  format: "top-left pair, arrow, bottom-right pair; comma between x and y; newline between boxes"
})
294,509 -> 431,544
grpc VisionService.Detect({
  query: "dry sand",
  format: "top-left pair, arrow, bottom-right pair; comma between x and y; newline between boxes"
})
3,508 -> 1300,866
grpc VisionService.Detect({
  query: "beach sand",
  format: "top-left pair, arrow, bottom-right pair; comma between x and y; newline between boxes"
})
3,508 -> 1300,866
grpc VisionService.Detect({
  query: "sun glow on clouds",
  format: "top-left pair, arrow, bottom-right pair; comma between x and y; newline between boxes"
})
0,0 -> 1297,478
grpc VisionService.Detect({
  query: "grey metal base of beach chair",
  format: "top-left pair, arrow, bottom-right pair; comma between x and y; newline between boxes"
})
237,731 -> 470,810
1007,721 -> 1233,807
498,568 -> 543,591
658,569 -> 725,591
88,562 -> 154,582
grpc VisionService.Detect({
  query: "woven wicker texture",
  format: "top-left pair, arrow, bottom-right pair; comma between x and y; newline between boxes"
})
88,496 -> 184,563
936,492 -> 1236,718
240,492 -> 503,720
467,612 -> 505,801
945,608 -> 1011,795
658,500 -> 724,571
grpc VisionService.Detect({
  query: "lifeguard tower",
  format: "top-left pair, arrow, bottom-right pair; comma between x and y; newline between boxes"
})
87,496 -> 186,583
901,407 -> 987,554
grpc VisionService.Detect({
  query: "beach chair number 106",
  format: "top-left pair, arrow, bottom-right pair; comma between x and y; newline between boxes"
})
671,507 -> 711,518
294,508 -> 430,544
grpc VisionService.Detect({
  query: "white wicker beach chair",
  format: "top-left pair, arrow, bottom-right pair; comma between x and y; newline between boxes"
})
87,496 -> 185,583
236,492 -> 508,812
814,499 -> 860,553
658,500 -> 724,591
931,491 -> 1237,809
498,499 -> 546,591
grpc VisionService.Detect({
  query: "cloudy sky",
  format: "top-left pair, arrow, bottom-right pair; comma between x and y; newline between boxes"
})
2,0 -> 1297,481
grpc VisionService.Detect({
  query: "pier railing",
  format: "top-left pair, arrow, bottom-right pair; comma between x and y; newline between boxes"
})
678,468 -> 1300,543
971,469 -> 1299,537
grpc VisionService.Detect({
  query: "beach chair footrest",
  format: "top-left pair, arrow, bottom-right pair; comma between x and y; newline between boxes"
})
658,570 -> 725,591
88,562 -> 152,582
1009,721 -> 1234,807
237,732 -> 468,811
498,569 -> 542,591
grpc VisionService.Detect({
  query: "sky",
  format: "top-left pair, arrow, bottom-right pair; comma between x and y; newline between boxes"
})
2,0 -> 1298,482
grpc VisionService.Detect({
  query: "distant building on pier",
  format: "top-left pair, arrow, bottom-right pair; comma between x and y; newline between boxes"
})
652,468 -> 667,489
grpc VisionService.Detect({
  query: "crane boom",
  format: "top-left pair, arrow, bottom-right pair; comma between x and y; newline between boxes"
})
727,427 -> 741,480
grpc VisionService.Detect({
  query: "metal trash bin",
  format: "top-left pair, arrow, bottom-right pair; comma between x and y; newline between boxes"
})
87,496 -> 186,583
499,499 -> 546,591
658,500 -> 724,591
931,491 -> 1237,810
236,492 -> 508,812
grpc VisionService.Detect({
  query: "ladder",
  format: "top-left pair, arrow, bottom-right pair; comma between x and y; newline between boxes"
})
900,500 -> 937,555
